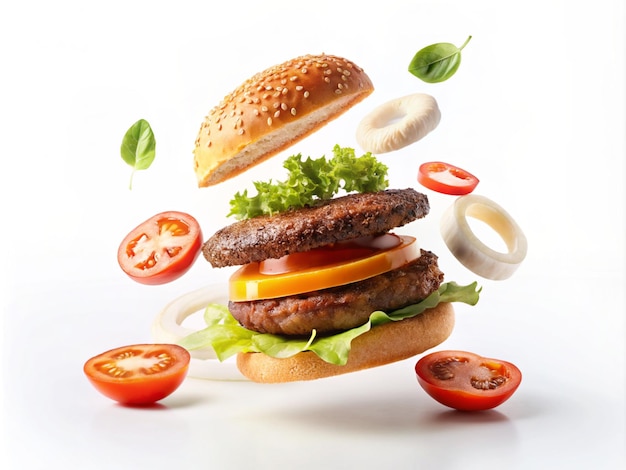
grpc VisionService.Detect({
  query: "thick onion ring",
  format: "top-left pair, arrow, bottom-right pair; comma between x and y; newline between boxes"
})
152,285 -> 247,381
440,195 -> 527,280
356,93 -> 441,153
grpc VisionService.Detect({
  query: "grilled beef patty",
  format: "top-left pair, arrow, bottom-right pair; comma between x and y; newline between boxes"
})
228,249 -> 443,336
203,188 -> 429,268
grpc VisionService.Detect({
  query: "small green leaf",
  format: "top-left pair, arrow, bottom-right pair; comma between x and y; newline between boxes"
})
408,35 -> 472,83
120,119 -> 156,189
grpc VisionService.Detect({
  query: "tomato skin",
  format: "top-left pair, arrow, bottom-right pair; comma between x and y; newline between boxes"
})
415,350 -> 521,411
229,234 -> 419,301
258,235 -> 401,275
417,161 -> 479,195
118,211 -> 202,285
84,344 -> 190,405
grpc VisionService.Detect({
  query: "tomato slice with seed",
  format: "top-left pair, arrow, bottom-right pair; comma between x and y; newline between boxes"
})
84,344 -> 190,405
415,350 -> 521,411
259,235 -> 402,275
229,234 -> 419,301
417,161 -> 479,195
118,211 -> 202,285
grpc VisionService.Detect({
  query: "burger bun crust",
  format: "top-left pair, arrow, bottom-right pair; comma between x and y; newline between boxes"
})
236,302 -> 454,383
193,54 -> 374,187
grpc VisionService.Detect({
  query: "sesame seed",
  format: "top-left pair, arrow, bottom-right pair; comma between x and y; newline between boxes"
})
296,85 -> 303,91
335,89 -> 342,94
218,123 -> 223,131
261,105 -> 268,112
274,110 -> 280,118
238,129 -> 245,135
304,91 -> 310,98
267,117 -> 273,126
291,108 -> 297,116
273,102 -> 280,109
254,109 -> 260,116
324,77 -> 330,83
281,103 -> 288,111
290,76 -> 298,81
302,67 -> 308,74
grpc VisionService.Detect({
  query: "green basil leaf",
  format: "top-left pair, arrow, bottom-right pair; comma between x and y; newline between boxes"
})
120,118 -> 156,189
408,35 -> 472,83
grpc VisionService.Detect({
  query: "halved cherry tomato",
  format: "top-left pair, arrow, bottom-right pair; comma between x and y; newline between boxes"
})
415,350 -> 521,411
118,211 -> 202,285
417,161 -> 479,195
229,234 -> 420,301
84,344 -> 190,405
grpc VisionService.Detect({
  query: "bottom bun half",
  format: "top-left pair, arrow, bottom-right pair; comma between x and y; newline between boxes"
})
236,302 -> 455,383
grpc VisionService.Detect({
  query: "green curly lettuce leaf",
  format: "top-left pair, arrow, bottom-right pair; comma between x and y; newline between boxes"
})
179,282 -> 481,366
227,145 -> 389,220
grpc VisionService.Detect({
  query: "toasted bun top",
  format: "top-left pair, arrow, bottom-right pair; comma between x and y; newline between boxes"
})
193,54 -> 374,187
236,301 -> 455,383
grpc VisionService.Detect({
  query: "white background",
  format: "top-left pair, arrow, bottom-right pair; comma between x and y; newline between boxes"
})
1,1 -> 624,469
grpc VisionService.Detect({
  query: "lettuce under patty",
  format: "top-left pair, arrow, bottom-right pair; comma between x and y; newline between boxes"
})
179,282 -> 481,366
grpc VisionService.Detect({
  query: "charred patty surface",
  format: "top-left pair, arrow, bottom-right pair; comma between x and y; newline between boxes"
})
228,249 -> 444,336
203,188 -> 429,268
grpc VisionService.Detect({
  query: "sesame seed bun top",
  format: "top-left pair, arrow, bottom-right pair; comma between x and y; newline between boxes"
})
193,53 -> 374,187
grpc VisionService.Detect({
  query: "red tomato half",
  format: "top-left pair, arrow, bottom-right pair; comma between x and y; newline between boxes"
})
415,350 -> 521,411
84,344 -> 190,405
118,211 -> 202,285
417,161 -> 479,195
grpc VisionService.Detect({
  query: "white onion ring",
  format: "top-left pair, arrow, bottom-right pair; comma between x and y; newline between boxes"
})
440,195 -> 528,280
356,93 -> 441,153
152,285 -> 247,381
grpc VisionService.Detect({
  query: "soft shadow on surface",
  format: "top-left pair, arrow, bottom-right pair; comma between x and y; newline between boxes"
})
116,394 -> 209,412
244,376 -> 549,434
244,388 -> 519,435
